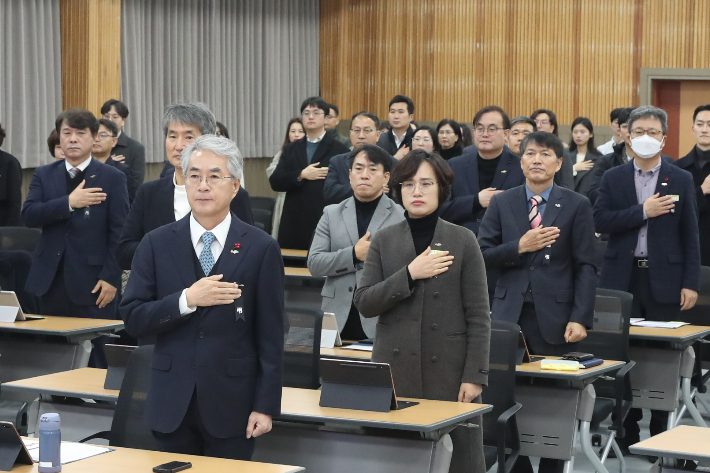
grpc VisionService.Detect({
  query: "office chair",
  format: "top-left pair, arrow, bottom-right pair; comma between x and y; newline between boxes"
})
250,197 -> 275,235
481,320 -> 523,473
283,307 -> 323,390
0,227 -> 41,253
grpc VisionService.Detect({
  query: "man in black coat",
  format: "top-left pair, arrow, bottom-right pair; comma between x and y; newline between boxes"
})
269,97 -> 349,250
674,104 -> 710,265
93,119 -> 137,203
376,95 -> 416,159
101,99 -> 146,188
0,123 -> 23,226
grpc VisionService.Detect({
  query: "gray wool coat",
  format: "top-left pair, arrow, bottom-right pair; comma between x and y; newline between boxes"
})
353,217 -> 491,400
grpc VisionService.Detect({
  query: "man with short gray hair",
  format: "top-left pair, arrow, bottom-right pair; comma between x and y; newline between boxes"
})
121,134 -> 284,460
593,105 -> 700,451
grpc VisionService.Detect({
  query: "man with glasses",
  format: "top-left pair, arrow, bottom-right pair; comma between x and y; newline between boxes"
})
92,119 -> 137,203
270,96 -> 350,250
309,144 -> 404,341
597,108 -> 625,155
324,103 -> 352,148
594,106 -> 700,454
508,116 -> 537,156
324,111 -> 399,204
121,135 -> 284,460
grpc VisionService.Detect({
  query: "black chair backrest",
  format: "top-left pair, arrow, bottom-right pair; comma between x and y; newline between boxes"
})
677,266 -> 710,325
250,196 -> 276,212
283,307 -> 323,389
0,228 -> 41,253
481,320 -> 519,445
252,209 -> 273,235
108,344 -> 159,451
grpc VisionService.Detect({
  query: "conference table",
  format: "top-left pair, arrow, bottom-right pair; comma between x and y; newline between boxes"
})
281,248 -> 308,267
4,368 -> 491,473
629,425 -> 710,466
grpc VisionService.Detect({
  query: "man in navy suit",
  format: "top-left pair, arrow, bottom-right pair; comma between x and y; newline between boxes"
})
478,131 -> 597,473
593,106 -> 700,451
120,135 -> 283,460
22,108 -> 129,321
101,99 -> 146,188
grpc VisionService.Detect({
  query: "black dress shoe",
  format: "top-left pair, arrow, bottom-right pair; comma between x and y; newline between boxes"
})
604,443 -> 631,458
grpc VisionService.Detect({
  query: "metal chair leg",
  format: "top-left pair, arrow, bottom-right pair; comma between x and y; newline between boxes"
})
600,431 -> 615,464
610,439 -> 626,473
580,420 -> 610,473
682,378 -> 708,427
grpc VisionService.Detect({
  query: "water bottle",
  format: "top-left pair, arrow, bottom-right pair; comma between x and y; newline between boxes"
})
38,413 -> 61,472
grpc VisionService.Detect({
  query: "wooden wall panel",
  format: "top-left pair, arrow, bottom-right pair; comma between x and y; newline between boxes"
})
320,0 -> 708,127
60,0 -> 121,114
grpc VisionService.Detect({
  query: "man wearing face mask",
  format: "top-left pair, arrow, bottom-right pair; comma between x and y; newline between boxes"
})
593,106 -> 700,453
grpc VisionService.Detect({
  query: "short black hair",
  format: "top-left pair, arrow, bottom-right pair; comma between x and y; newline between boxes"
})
391,149 -> 454,204
47,129 -> 59,156
216,121 -> 230,139
693,104 -> 710,123
530,109 -> 559,136
328,104 -> 340,117
610,108 -> 623,123
473,106 -> 511,130
97,119 -> 118,137
389,95 -> 414,115
520,131 -> 564,159
100,99 -> 129,118
55,108 -> 99,136
351,111 -> 379,128
378,120 -> 391,132
510,116 -> 537,131
300,96 -> 329,115
348,143 -> 393,173
0,123 -> 5,148
618,107 -> 636,126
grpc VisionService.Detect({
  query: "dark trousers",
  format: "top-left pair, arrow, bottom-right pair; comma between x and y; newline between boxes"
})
512,303 -> 576,473
39,262 -> 116,368
621,263 -> 676,444
153,389 -> 255,460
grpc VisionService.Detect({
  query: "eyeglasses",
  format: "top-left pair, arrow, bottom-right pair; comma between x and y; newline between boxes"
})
96,133 -> 114,140
535,120 -> 550,126
186,173 -> 234,187
351,128 -> 375,135
302,110 -> 324,117
401,181 -> 437,194
630,128 -> 663,139
474,125 -> 504,135
510,130 -> 531,137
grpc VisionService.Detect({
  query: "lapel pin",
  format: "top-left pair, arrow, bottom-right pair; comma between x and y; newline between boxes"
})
555,203 -> 561,207
231,243 -> 241,254
89,175 -> 96,179
434,243 -> 442,246
661,182 -> 667,186
501,170 -> 507,173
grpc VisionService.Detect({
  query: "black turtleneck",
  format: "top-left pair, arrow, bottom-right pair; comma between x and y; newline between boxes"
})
439,145 -> 463,161
354,194 -> 383,238
478,152 -> 502,190
406,208 -> 440,256
696,146 -> 710,170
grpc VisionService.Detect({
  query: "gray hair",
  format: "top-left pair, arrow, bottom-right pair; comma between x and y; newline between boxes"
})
162,102 -> 217,136
180,134 -> 243,180
628,105 -> 668,135
510,116 -> 537,131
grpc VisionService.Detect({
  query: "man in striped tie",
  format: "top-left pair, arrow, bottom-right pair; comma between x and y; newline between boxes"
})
478,131 -> 598,473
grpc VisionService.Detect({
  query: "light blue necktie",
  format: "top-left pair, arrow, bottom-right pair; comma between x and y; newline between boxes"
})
199,232 -> 216,276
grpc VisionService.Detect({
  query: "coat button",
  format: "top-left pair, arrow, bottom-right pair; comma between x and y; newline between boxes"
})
57,252 -> 61,256
433,292 -> 440,298
397,292 -> 401,296
530,266 -> 534,271
199,332 -> 204,339
432,323 -> 438,330
393,348 -> 400,354
348,287 -> 353,292
391,295 -> 396,299
431,356 -> 438,362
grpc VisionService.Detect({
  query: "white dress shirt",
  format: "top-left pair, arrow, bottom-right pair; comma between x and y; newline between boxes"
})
306,130 -> 326,144
67,156 -> 93,211
597,137 -> 621,156
393,130 -> 407,149
178,212 -> 232,315
173,172 -> 191,221
572,153 -> 585,177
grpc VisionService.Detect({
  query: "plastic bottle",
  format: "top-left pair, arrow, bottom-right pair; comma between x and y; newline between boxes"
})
38,413 -> 61,472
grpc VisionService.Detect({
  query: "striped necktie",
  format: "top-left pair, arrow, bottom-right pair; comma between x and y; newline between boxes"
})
529,195 -> 543,229
199,232 -> 216,276
68,167 -> 80,178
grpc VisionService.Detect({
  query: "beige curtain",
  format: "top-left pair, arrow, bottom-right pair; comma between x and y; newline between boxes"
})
120,0 -> 320,162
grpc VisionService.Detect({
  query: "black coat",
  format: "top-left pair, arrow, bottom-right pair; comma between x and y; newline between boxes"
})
118,176 -> 254,270
376,128 -> 415,156
674,145 -> 710,266
103,157 -> 137,203
323,151 -> 399,205
567,149 -> 601,198
111,132 -> 146,188
0,150 -> 23,226
269,133 -> 350,249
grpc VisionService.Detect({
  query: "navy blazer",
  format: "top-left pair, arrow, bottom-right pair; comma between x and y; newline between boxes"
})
478,184 -> 597,344
111,132 -> 146,187
323,151 -> 399,205
447,148 -> 525,234
593,160 -> 700,303
22,159 -> 129,307
119,214 -> 284,437
118,176 -> 254,270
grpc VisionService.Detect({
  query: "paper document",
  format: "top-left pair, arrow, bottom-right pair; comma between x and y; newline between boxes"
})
341,343 -> 374,352
23,439 -> 113,465
630,318 -> 645,324
631,320 -> 689,329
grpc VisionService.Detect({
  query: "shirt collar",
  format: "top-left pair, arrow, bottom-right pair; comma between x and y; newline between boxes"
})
190,212 -> 232,249
525,183 -> 554,202
633,159 -> 662,176
65,156 -> 92,172
306,130 -> 326,144
172,171 -> 183,188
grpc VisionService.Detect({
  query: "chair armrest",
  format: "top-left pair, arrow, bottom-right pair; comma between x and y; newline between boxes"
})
78,431 -> 110,444
611,360 -> 635,437
497,402 -> 522,473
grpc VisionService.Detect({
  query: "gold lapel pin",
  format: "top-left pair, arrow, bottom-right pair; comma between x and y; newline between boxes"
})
90,175 -> 96,178
501,170 -> 507,173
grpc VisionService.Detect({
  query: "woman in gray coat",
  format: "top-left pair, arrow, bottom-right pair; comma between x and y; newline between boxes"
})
354,149 -> 491,473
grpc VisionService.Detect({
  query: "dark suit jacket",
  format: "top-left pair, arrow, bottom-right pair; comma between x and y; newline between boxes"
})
323,151 -> 399,205
269,133 -> 350,250
674,146 -> 710,265
103,157 -> 137,203
118,176 -> 254,270
376,128 -> 415,156
0,150 -> 23,226
567,149 -> 601,197
119,214 -> 284,437
593,160 -> 700,303
22,159 -> 129,307
554,148 -> 574,189
478,184 -> 597,345
447,148 -> 526,234
111,132 -> 146,188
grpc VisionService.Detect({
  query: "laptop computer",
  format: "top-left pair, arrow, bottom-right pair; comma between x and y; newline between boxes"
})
0,291 -> 44,323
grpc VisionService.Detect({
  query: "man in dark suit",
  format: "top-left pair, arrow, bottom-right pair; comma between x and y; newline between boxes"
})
22,108 -> 129,321
594,105 -> 700,451
92,119 -> 137,203
376,95 -> 416,159
0,123 -> 23,226
119,102 -> 253,271
269,96 -> 350,250
120,134 -> 283,460
101,99 -> 146,188
478,131 -> 596,473
674,104 -> 710,265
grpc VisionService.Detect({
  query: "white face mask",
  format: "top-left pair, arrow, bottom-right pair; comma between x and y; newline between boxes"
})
630,134 -> 664,159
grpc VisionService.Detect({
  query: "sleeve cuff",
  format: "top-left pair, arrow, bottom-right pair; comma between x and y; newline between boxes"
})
179,289 -> 197,316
